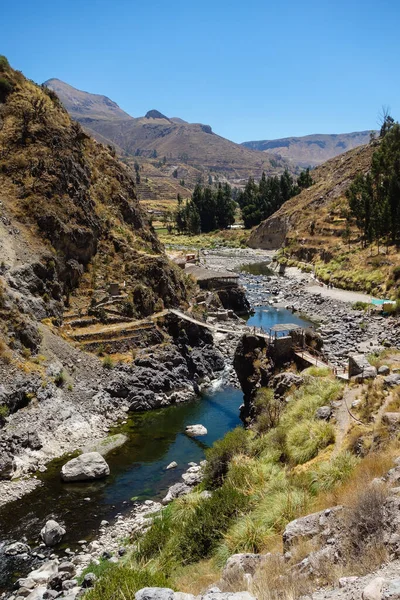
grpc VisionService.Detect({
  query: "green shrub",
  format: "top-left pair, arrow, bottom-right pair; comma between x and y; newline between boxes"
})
393,265 -> 400,281
174,484 -> 249,564
136,507 -> 173,562
203,427 -> 250,488
352,301 -> 370,311
0,56 -> 10,71
285,420 -> 335,464
309,452 -> 359,493
84,563 -> 171,600
54,370 -> 66,387
0,77 -> 14,102
102,355 -> 114,369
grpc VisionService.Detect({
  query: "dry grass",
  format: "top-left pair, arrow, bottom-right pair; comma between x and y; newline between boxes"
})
313,448 -> 397,510
173,559 -> 221,595
250,554 -> 312,600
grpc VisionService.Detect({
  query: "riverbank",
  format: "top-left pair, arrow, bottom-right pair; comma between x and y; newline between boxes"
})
201,248 -> 400,368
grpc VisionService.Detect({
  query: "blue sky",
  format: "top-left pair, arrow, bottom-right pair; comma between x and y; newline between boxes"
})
3,0 -> 400,142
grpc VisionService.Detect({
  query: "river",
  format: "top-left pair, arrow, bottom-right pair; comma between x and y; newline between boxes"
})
0,260 -> 312,591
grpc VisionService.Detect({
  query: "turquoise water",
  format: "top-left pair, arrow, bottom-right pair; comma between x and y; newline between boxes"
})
246,305 -> 313,332
0,386 -> 242,590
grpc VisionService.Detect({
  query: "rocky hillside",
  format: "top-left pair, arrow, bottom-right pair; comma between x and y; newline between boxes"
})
44,78 -> 293,182
0,58 -> 189,355
246,141 -> 400,296
242,131 -> 375,167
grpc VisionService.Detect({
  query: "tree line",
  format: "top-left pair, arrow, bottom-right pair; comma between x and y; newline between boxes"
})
236,168 -> 313,228
346,115 -> 400,249
172,183 -> 236,234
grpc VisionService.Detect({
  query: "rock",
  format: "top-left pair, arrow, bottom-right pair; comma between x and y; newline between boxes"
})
25,587 -> 47,600
5,542 -> 30,555
384,579 -> 400,600
182,465 -> 203,486
222,553 -> 269,584
162,482 -> 191,504
28,560 -> 59,584
185,425 -> 207,437
282,506 -> 343,550
43,591 -> 60,600
166,461 -> 178,470
174,594 -> 195,600
202,592 -> 256,600
0,454 -> 14,479
58,562 -> 75,575
16,578 -> 36,590
378,365 -> 390,375
384,374 -> 400,387
40,519 -> 66,546
136,588 -> 175,600
48,571 -> 71,591
315,406 -> 332,420
272,372 -> 304,396
100,520 -> 109,527
82,433 -> 128,456
82,573 -> 97,588
61,452 -> 110,482
362,577 -> 385,600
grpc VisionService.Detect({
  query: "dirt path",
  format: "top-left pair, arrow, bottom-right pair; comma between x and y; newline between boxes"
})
306,285 -> 373,304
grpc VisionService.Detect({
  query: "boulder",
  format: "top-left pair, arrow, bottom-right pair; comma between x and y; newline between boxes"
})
222,553 -> 269,584
40,519 -> 66,546
5,541 -> 30,555
202,592 -> 256,600
283,506 -> 342,550
185,425 -> 207,437
362,577 -> 385,600
384,374 -> 400,387
182,465 -> 203,486
136,588 -> 175,600
26,586 -> 48,600
61,452 -> 110,482
162,482 -> 191,504
378,365 -> 390,375
272,372 -> 304,396
29,560 -> 59,584
384,578 -> 400,600
166,461 -> 178,470
82,573 -> 97,588
315,406 -> 332,420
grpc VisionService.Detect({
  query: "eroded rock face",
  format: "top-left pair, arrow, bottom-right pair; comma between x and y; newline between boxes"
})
61,452 -> 110,482
216,285 -> 251,315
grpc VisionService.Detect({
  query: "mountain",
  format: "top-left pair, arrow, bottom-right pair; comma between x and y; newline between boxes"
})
43,79 -> 293,182
242,131 -> 375,168
0,61 -> 188,346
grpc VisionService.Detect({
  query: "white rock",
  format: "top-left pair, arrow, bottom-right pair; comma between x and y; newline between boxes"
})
61,452 -> 110,482
166,461 -> 178,470
185,425 -> 207,437
28,560 -> 59,584
362,577 -> 385,600
40,520 -> 66,547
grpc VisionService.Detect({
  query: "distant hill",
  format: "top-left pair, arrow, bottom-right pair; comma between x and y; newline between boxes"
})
43,79 -> 293,182
242,131 -> 376,167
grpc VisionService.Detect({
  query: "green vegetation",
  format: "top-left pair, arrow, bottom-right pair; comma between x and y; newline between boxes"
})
131,372 -> 345,573
102,355 -> 114,369
84,563 -> 171,600
237,168 -> 313,228
347,117 -> 400,248
174,183 -> 236,234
